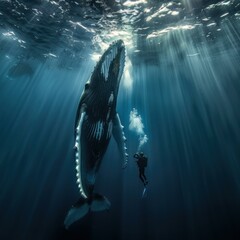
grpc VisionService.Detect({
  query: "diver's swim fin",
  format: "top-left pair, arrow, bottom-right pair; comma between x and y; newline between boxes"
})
64,194 -> 111,229
142,187 -> 147,198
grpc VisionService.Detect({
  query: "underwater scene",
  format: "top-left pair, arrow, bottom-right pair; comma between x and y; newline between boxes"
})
0,0 -> 240,240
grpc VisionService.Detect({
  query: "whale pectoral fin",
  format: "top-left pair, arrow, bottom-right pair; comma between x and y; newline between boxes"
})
112,113 -> 128,168
75,109 -> 90,199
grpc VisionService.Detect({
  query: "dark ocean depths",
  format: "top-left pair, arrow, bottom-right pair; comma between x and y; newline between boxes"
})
0,0 -> 240,240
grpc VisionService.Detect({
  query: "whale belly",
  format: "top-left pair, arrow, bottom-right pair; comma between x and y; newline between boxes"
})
75,113 -> 111,198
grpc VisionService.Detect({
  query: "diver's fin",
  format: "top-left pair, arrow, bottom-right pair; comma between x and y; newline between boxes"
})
142,187 -> 147,198
112,113 -> 128,168
90,193 -> 111,212
64,194 -> 111,229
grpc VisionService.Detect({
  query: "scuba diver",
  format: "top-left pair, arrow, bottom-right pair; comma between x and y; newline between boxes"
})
134,152 -> 148,186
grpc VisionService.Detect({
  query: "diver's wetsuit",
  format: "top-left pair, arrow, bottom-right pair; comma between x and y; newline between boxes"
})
134,153 -> 148,186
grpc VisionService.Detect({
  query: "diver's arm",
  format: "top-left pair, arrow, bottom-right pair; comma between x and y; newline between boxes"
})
134,153 -> 139,158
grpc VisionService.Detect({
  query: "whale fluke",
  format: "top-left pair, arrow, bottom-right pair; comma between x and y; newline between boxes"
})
64,194 -> 110,229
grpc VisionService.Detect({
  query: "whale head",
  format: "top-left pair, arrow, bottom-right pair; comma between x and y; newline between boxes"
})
91,40 -> 125,89
84,40 -> 125,120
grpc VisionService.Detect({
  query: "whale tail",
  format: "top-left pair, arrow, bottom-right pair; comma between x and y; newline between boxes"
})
64,194 -> 111,229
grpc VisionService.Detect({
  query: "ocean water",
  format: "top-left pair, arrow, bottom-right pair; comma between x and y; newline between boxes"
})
0,1 -> 240,240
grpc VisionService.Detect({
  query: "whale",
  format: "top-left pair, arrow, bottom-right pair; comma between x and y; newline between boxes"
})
64,40 -> 128,228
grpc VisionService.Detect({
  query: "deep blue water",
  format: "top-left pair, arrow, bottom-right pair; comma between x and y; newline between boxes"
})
1,1 -> 240,240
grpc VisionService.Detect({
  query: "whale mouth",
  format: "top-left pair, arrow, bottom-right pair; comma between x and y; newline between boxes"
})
100,40 -> 125,82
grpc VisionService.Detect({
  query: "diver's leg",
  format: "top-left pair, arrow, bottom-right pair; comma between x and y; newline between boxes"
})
139,171 -> 145,184
142,171 -> 147,181
142,170 -> 148,185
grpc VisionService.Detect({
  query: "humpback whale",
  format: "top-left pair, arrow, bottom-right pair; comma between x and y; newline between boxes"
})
64,40 -> 128,228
